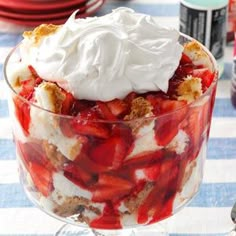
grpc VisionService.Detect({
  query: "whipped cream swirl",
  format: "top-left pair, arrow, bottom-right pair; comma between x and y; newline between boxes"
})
21,8 -> 183,101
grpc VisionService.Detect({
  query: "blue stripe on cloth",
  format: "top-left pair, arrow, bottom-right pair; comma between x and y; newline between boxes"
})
0,184 -> 33,208
0,33 -> 22,47
1,138 -> 236,160
0,183 -> 235,208
0,100 -> 9,117
96,3 -> 179,16
213,98 -> 236,117
208,138 -> 236,159
189,183 -> 236,207
0,140 -> 16,160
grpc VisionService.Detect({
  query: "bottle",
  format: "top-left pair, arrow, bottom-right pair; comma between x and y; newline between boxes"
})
230,34 -> 236,108
179,0 -> 228,77
227,0 -> 236,42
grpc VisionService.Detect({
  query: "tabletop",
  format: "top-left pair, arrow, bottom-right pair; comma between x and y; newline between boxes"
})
0,0 -> 236,235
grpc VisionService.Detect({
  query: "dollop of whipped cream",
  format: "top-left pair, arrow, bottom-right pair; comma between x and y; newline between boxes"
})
21,8 -> 183,101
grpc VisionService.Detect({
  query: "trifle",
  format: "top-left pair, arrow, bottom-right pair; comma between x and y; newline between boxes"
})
4,8 -> 218,233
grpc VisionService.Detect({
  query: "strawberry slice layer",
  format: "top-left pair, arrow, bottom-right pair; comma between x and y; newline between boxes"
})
137,157 -> 179,224
64,162 -> 96,188
90,204 -> 121,229
14,97 -> 31,136
28,162 -> 54,197
192,68 -> 215,90
89,124 -> 133,169
72,109 -> 110,139
91,173 -> 134,202
152,99 -> 188,146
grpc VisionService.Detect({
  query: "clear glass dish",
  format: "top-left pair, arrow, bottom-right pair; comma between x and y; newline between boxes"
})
4,33 -> 219,236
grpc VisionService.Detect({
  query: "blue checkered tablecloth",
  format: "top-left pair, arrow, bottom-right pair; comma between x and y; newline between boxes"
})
0,0 -> 236,235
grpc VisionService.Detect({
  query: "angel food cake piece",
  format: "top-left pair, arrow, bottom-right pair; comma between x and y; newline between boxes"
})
8,8 -> 217,229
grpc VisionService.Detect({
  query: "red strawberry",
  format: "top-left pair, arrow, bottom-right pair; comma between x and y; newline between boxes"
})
180,53 -> 192,65
137,157 -> 179,224
28,65 -> 41,80
59,118 -> 75,138
124,149 -> 165,169
89,124 -> 133,169
19,78 -> 35,100
74,152 -> 108,174
91,173 -> 134,202
192,68 -> 215,90
89,136 -> 127,169
185,100 -> 210,160
124,92 -> 137,106
13,97 -> 31,136
16,141 -> 55,171
28,162 -> 53,197
61,91 -> 75,115
90,204 -> 121,229
174,64 -> 194,79
142,163 -> 161,181
71,100 -> 96,115
106,99 -> 128,117
72,109 -> 110,139
64,162 -> 96,188
154,99 -> 188,146
96,101 -> 117,120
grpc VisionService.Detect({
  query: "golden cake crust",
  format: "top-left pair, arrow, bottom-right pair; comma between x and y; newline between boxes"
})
23,24 -> 60,45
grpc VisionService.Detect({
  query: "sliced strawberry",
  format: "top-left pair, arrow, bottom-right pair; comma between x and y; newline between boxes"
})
28,65 -> 41,80
71,100 -> 96,115
154,117 -> 178,146
73,121 -> 110,139
89,124 -> 133,169
137,157 -> 179,224
13,97 -> 31,136
106,99 -> 128,117
59,118 -> 75,138
16,141 -> 55,171
61,91 -> 75,115
90,204 -> 121,229
28,162 -> 53,197
180,53 -> 192,65
192,68 -> 215,90
124,149 -> 165,169
174,64 -> 194,79
124,91 -> 138,107
185,100 -> 210,160
96,101 -> 117,120
19,78 -> 35,100
19,68 -> 42,99
64,162 -> 96,188
142,163 -> 161,181
150,192 -> 176,224
72,109 -> 110,139
158,98 -> 188,115
91,173 -> 134,202
153,99 -> 188,146
74,152 -> 108,174
89,136 -> 127,169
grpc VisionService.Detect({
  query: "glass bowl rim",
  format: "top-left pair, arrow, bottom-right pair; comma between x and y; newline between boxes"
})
3,33 -> 219,123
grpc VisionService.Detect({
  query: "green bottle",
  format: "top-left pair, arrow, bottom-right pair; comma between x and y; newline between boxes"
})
180,0 -> 228,76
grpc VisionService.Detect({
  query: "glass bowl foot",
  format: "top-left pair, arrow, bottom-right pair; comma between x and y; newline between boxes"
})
55,224 -> 168,236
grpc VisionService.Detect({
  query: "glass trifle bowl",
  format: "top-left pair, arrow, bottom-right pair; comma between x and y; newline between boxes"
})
4,8 -> 218,236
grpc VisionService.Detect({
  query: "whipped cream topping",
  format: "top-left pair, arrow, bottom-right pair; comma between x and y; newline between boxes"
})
21,8 -> 183,101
